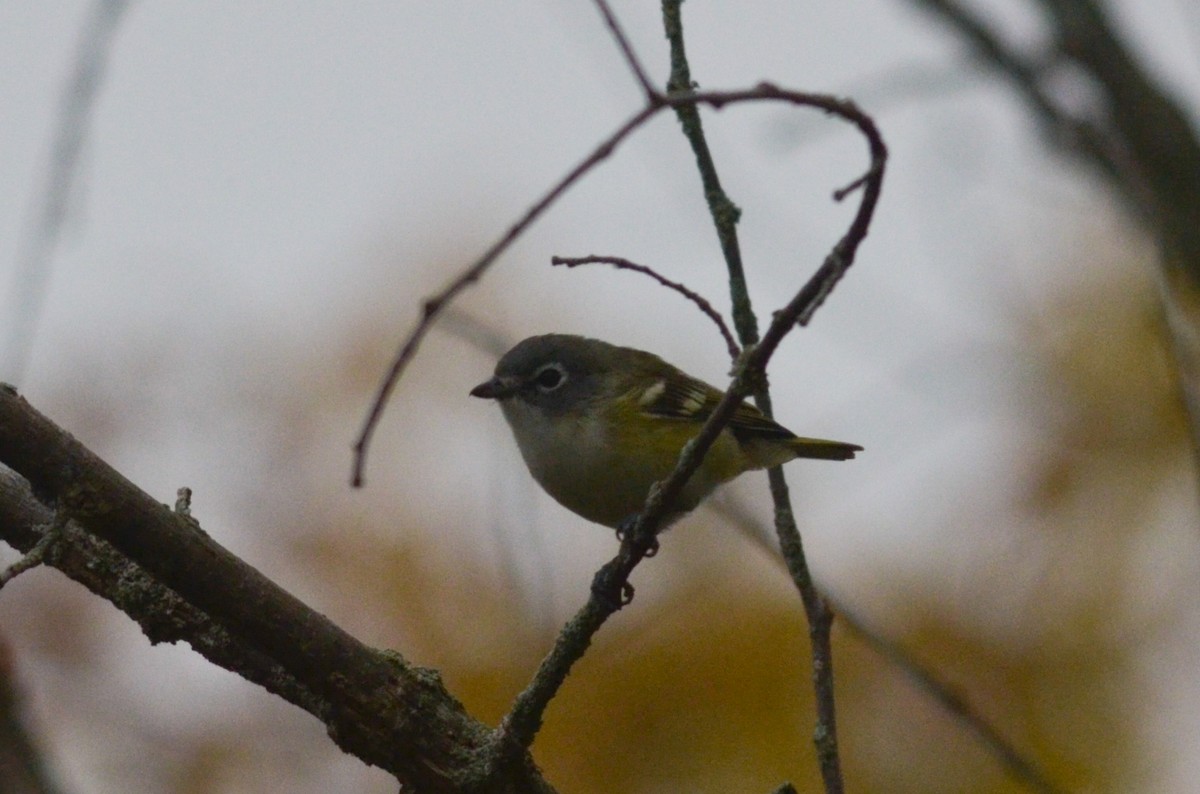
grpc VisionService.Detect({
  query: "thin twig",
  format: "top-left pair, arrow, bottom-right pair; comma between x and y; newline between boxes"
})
0,506 -> 67,590
551,255 -> 740,360
742,126 -> 879,788
352,100 -> 654,487
473,84 -> 886,788
655,20 -> 839,784
654,17 -> 842,782
661,0 -> 758,348
174,486 -> 193,516
661,4 -> 882,791
832,171 -> 871,202
592,0 -> 658,99
904,0 -> 1125,191
711,497 -> 1067,794
353,84 -> 884,487
2,0 -> 132,384
765,464 -> 841,792
483,530 -> 657,774
835,600 -> 1068,794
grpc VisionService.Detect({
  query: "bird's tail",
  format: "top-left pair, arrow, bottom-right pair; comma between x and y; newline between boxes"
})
787,436 -> 863,461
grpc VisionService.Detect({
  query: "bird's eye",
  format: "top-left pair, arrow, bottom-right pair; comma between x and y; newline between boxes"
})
534,363 -> 567,392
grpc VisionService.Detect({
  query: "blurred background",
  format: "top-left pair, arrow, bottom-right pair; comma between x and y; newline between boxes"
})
0,2 -> 1198,792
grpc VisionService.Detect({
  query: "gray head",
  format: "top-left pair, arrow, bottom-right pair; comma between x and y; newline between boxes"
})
469,334 -> 621,416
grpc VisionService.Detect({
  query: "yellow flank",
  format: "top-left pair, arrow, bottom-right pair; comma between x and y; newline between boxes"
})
576,387 -> 759,526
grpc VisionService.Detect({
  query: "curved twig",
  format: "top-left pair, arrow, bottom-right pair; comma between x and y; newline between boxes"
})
551,255 -> 741,361
471,88 -> 886,786
353,83 -> 884,487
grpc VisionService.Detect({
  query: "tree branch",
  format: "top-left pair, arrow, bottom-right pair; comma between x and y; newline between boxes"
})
904,0 -> 1200,464
713,497 -> 1068,794
0,389 -> 553,793
661,0 -> 759,347
0,466 -> 325,718
591,0 -> 656,99
354,84 -> 885,488
660,5 -> 886,791
474,81 -> 887,788
550,254 -> 740,360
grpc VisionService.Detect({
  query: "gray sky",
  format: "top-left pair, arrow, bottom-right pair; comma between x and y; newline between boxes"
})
2,2 -> 1199,792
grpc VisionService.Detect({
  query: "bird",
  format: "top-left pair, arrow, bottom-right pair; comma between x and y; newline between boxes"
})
471,334 -> 861,531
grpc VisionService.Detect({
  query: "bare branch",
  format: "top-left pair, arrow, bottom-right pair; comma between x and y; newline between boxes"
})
0,505 -> 66,590
659,6 -> 859,786
729,88 -> 883,794
592,0 -> 658,99
835,598 -> 1067,794
832,171 -> 871,202
472,85 -> 886,787
483,534 -> 654,776
353,84 -> 885,487
551,254 -> 740,361
710,496 -> 1066,794
662,0 -> 758,347
0,389 -> 553,793
0,466 -> 323,718
351,101 -> 656,487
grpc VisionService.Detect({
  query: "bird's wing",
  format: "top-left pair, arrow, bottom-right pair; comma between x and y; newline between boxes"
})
637,373 -> 794,442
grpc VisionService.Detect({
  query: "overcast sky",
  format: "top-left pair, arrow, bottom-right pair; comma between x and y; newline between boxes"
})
2,3 -> 1199,792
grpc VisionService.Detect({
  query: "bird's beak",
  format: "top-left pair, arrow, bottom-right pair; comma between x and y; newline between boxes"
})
470,375 -> 519,400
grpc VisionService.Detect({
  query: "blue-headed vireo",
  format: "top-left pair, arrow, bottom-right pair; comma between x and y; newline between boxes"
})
471,334 -> 861,530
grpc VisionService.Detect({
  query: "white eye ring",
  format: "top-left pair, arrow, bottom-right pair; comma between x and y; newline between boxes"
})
533,362 -> 567,392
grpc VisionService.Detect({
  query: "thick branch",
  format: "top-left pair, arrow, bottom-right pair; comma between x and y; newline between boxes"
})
0,467 -> 323,716
0,387 -> 552,793
1039,0 -> 1200,278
